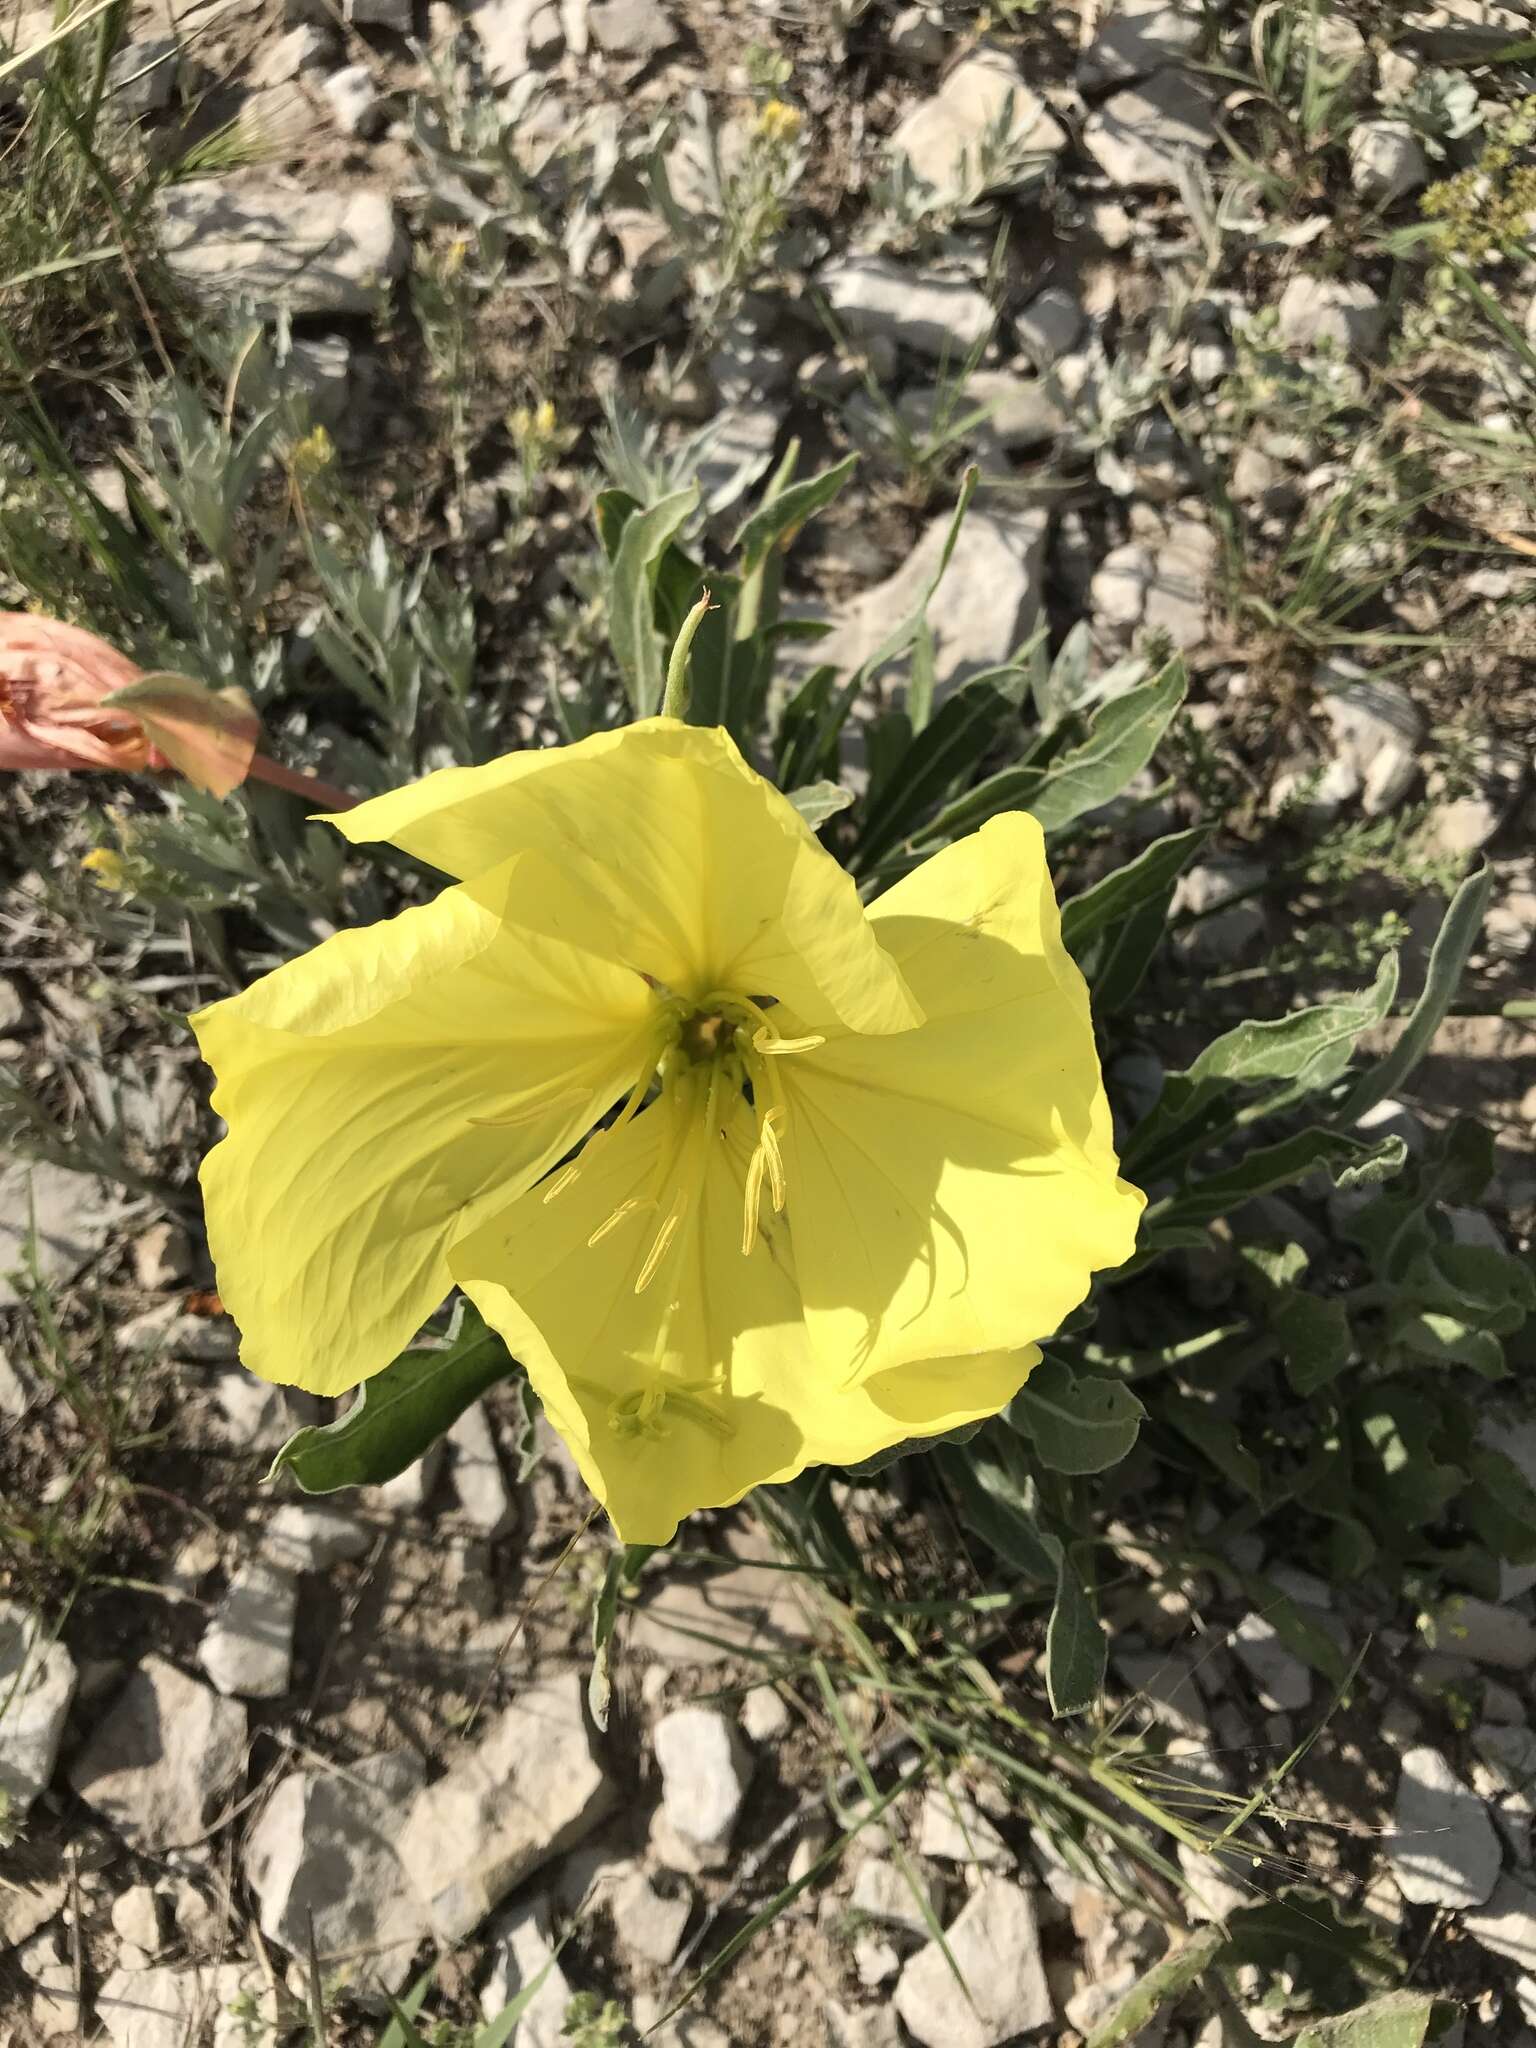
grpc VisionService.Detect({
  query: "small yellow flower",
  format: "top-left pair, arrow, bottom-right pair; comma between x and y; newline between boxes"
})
757,98 -> 802,146
290,427 -> 334,477
81,847 -> 126,890
192,723 -> 1143,1542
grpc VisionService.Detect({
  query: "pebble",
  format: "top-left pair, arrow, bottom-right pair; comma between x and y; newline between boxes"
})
820,255 -> 994,361
132,1219 -> 194,1292
1230,1615 -> 1312,1712
447,1401 -> 518,1536
852,1857 -> 941,1940
479,1893 -> 572,2047
1082,68 -> 1217,188
1015,286 -> 1084,368
896,1877 -> 1052,2048
20,1928 -> 80,2035
1318,662 -> 1424,814
251,24 -> 332,86
828,2002 -> 904,2048
804,505 -> 1047,714
1180,1841 -> 1254,1922
1276,276 -> 1387,354
1079,0 -> 1203,84
1424,736 -> 1528,854
262,1501 -> 371,1572
740,1685 -> 791,1742
1463,1873 -> 1536,1972
1141,518 -> 1216,650
856,1932 -> 902,1986
891,47 -> 1065,203
611,1864 -> 692,1965
917,1779 -> 1013,1869
322,61 -> 384,137
1390,1746 -> 1501,1908
1114,1649 -> 1211,1737
469,0 -> 562,80
589,0 -> 675,60
106,34 -> 178,117
246,1749 -> 429,1994
1424,1595 -> 1536,1671
197,1557 -> 297,1699
398,1670 -> 615,1943
72,1656 -> 247,1850
1173,860 -> 1267,966
111,1883 -> 164,1952
0,1601 -> 77,1820
157,178 -> 408,318
1350,120 -> 1429,205
0,1159 -> 116,1309
655,1705 -> 754,1855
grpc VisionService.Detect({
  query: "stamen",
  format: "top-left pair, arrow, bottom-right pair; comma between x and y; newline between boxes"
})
541,1162 -> 582,1204
754,1030 -> 825,1056
468,1083 -> 590,1129
588,1196 -> 646,1247
635,1202 -> 682,1293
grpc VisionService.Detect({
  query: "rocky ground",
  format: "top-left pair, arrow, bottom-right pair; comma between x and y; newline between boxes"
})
3,0 -> 1536,2044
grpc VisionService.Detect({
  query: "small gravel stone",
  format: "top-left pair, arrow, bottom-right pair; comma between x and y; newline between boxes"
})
132,1219 -> 193,1292
1231,1615 -> 1312,1712
158,179 -> 407,319
896,1877 -> 1051,2047
1079,0 -> 1204,84
479,1894 -> 571,2048
0,1159 -> 116,1309
1114,1649 -> 1211,1737
1142,518 -> 1215,650
198,1558 -> 297,1699
1173,860 -> 1267,967
820,255 -> 993,361
111,1883 -> 164,1952
917,1779 -> 1012,1868
1083,68 -> 1217,188
246,1749 -> 429,1995
107,34 -> 178,117
892,47 -> 1065,203
1015,286 -> 1083,369
399,1670 -> 616,1943
1276,276 -> 1387,353
856,1933 -> 901,1986
1318,662 -> 1424,814
828,2003 -> 904,2048
263,1502 -> 371,1573
1350,119 -> 1429,204
252,24 -> 331,85
851,1857 -> 941,1940
1424,1594 -> 1536,1671
22,1929 -> 82,2035
1390,1745 -> 1501,1908
1464,1874 -> 1536,1972
611,1865 -> 692,1965
322,61 -> 383,136
72,1656 -> 247,1850
655,1705 -> 754,1855
447,1402 -> 517,1535
740,1685 -> 791,1742
0,1601 -> 77,1820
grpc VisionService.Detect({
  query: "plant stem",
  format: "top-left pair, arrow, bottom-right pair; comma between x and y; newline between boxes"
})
247,755 -> 358,811
661,591 -> 713,722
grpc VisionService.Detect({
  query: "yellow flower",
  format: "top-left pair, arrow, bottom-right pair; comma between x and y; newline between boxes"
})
191,720 -> 1142,1542
81,847 -> 126,890
290,427 -> 334,477
757,99 -> 803,145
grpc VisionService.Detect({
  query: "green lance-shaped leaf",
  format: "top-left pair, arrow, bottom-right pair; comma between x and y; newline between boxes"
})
606,482 -> 700,717
785,780 -> 856,831
1037,1529 -> 1105,1717
1187,951 -> 1400,1090
1272,1289 -> 1354,1398
1027,658 -> 1187,834
1059,824 -> 1210,956
1007,1358 -> 1146,1474
269,1301 -> 516,1493
1339,862 -> 1495,1124
934,1443 -> 1056,1579
1158,1127 -> 1407,1229
731,452 -> 858,577
853,667 -> 1021,871
1082,1930 -> 1225,2048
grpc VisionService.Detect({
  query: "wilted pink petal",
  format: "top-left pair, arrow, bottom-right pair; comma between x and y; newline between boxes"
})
103,675 -> 261,799
0,612 -> 155,773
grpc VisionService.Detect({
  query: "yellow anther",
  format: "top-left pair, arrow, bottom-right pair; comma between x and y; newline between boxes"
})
753,1029 -> 824,1057
588,1196 -> 646,1247
635,1203 -> 682,1293
541,1162 -> 581,1204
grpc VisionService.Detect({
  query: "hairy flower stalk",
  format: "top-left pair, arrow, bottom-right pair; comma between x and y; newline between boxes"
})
192,718 -> 1143,1541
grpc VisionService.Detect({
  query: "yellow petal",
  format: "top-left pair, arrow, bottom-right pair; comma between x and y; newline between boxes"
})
192,851 -> 653,1397
322,719 -> 921,1037
780,812 -> 1144,1379
450,1076 -> 1031,1544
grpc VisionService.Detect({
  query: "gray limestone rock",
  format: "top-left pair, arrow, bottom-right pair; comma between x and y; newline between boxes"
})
71,1656 -> 247,1850
0,1601 -> 77,1819
896,1877 -> 1052,2047
1390,1745 -> 1501,1908
1083,68 -> 1217,188
158,178 -> 407,318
